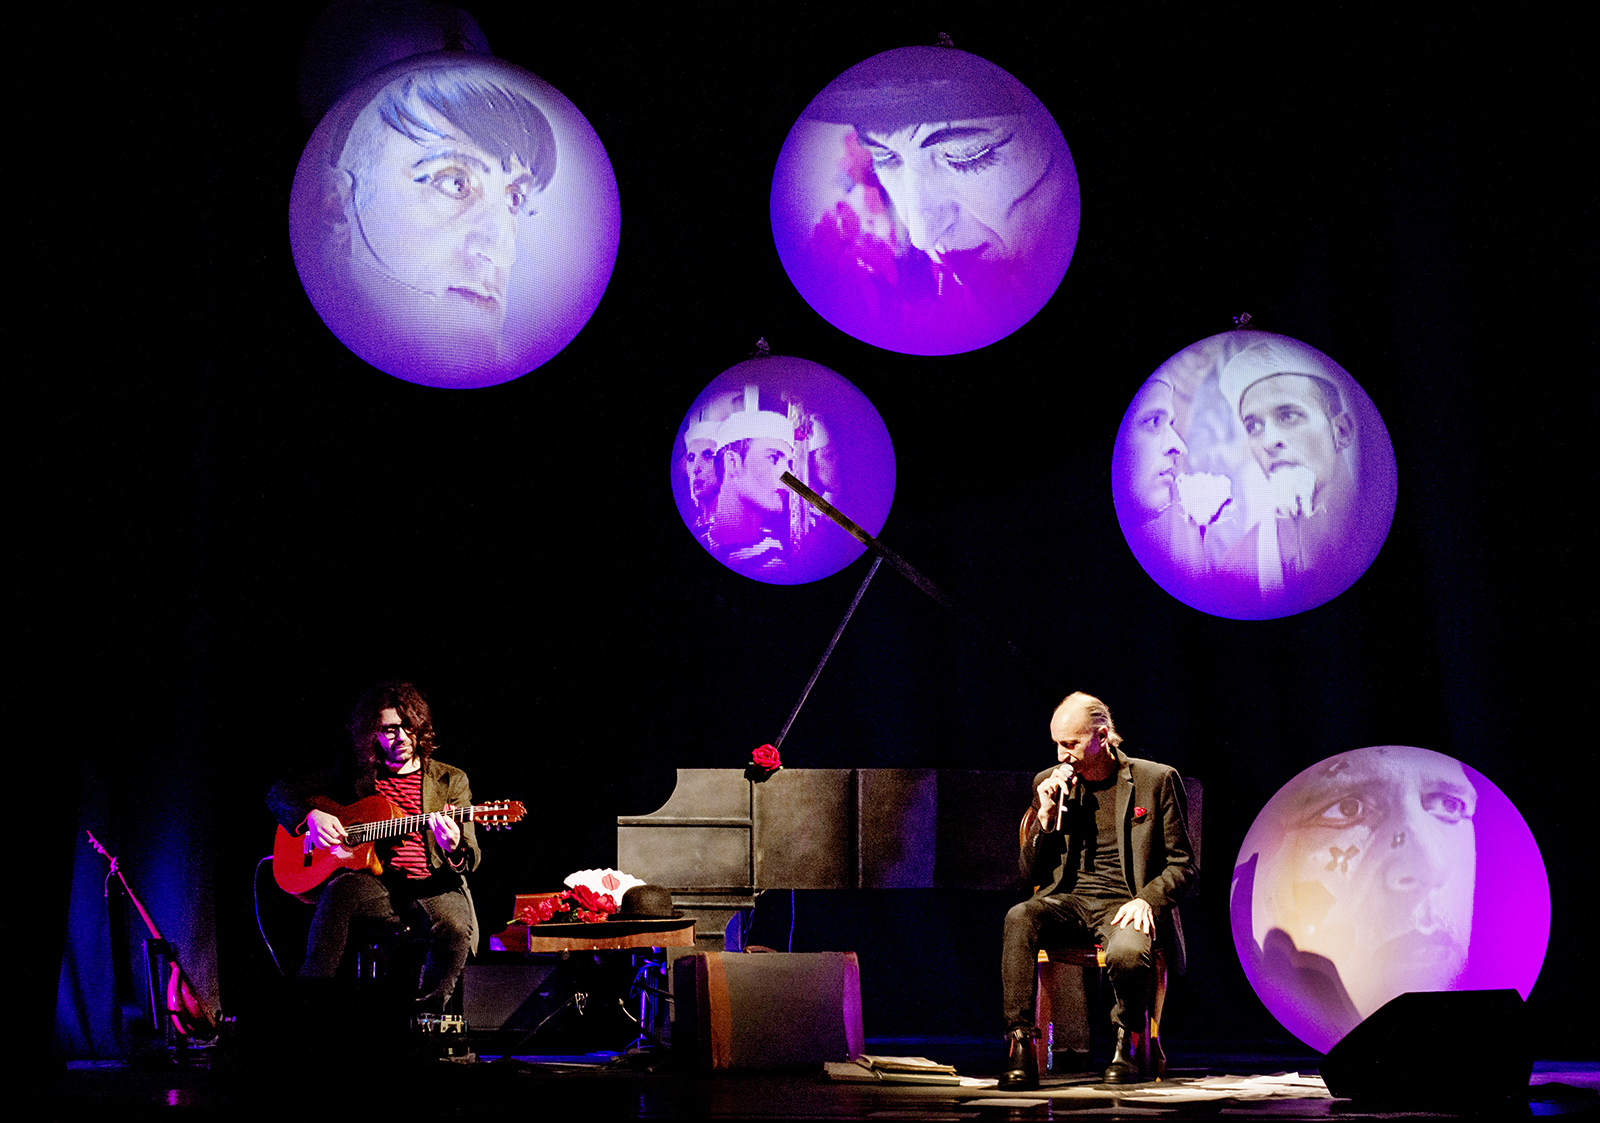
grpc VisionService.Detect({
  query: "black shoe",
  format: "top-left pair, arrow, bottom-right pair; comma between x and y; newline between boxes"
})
999,1026 -> 1040,1090
1102,1027 -> 1144,1084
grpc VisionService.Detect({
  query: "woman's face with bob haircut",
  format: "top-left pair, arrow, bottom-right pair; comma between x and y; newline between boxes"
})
856,113 -> 1053,262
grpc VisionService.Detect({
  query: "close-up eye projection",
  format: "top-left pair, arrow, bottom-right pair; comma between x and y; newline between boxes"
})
1232,746 -> 1549,1055
1112,331 -> 1397,620
771,46 -> 1079,356
289,53 -> 620,388
672,356 -> 895,585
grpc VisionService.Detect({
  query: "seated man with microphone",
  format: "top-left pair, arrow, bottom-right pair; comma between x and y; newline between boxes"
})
1000,692 -> 1198,1088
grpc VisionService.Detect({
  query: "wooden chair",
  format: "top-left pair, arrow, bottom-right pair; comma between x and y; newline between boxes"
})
1021,777 -> 1201,1079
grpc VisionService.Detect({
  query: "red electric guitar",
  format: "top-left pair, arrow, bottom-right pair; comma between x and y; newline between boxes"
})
271,794 -> 526,895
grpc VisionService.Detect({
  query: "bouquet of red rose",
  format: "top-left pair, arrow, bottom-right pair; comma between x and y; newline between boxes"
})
519,884 -> 619,925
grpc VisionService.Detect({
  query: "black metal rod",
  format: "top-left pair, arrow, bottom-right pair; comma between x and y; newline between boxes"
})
774,555 -> 880,750
780,472 -> 1037,676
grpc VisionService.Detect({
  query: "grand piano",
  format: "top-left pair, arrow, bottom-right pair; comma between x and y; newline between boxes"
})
618,768 -> 1039,942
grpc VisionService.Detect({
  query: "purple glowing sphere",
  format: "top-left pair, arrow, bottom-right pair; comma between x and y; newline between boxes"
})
1112,331 -> 1397,619
289,53 -> 619,388
673,356 -> 895,585
771,47 -> 1079,356
1232,746 -> 1549,1054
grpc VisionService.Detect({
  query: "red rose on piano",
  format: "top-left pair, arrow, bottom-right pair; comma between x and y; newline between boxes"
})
752,744 -> 782,772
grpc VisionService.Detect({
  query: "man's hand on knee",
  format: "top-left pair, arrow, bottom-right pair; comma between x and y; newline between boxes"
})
1111,898 -> 1153,935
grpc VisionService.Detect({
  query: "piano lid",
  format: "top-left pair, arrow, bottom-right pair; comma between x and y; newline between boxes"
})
618,768 -> 1035,891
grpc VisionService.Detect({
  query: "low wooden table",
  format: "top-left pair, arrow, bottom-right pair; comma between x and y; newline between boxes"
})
486,916 -> 696,1049
489,920 -> 696,953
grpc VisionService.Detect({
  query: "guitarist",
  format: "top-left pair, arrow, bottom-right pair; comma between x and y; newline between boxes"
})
266,681 -> 480,1008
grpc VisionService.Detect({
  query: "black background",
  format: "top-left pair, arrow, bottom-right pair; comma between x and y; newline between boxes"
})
51,2 -> 1592,1058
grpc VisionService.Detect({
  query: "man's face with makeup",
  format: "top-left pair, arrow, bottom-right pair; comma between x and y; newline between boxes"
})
857,115 -> 1050,261
1254,746 -> 1477,1018
352,102 -> 536,337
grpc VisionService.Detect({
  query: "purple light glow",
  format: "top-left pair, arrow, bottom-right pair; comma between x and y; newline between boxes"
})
289,53 -> 619,389
1231,746 -> 1549,1055
673,357 -> 896,585
1112,331 -> 1397,620
771,47 -> 1079,356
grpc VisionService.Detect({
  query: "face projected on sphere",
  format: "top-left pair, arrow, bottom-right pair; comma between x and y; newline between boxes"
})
727,439 -> 794,511
682,438 -> 717,504
350,103 -> 538,341
1239,374 -> 1352,505
1123,379 -> 1187,516
1254,746 -> 1477,1020
857,115 -> 1050,260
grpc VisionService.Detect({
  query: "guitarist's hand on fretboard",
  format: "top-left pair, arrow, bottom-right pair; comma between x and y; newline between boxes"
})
429,807 -> 462,850
305,808 -> 349,849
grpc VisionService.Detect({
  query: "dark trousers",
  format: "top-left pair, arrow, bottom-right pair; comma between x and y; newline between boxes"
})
1002,893 -> 1153,1032
302,869 -> 473,1004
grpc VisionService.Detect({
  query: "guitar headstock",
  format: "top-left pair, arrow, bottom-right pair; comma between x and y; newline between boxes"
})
86,830 -> 113,862
474,799 -> 527,829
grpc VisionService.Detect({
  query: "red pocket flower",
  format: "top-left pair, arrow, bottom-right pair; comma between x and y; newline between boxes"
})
752,744 -> 782,771
1133,806 -> 1149,824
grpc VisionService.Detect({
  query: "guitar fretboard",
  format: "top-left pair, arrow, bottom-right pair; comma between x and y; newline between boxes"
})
347,805 -> 478,843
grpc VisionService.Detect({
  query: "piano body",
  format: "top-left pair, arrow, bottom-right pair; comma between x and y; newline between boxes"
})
618,768 -> 1037,942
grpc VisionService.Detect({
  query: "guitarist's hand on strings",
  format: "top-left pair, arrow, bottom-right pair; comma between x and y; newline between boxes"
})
305,808 -> 348,850
430,806 -> 462,851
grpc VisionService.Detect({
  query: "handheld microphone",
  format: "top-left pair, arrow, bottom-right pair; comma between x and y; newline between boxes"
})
1051,763 -> 1075,832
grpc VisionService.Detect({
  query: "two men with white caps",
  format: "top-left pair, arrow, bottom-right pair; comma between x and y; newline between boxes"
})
704,405 -> 797,576
1215,338 -> 1357,601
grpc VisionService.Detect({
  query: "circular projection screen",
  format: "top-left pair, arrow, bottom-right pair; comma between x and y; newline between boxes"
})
1112,331 -> 1397,619
290,53 -> 620,388
772,47 -> 1079,356
1231,746 -> 1549,1055
673,356 -> 895,584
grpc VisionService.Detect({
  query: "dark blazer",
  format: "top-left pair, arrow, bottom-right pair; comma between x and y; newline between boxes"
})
1020,750 -> 1198,973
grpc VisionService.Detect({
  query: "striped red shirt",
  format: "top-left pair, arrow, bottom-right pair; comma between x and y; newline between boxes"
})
373,769 -> 431,880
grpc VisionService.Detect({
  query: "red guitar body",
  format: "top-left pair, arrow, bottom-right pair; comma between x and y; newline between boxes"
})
273,795 -> 396,895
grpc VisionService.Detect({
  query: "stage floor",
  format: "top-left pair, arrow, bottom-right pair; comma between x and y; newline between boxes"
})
55,1047 -> 1600,1119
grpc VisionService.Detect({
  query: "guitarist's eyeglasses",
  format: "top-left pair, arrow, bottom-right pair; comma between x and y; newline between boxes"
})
378,724 -> 410,739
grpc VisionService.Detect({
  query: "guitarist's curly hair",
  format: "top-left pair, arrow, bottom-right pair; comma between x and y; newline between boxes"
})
349,680 -> 438,772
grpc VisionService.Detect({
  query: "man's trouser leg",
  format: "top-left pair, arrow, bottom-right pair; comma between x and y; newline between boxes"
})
410,887 -> 474,1005
1093,905 -> 1154,1033
1002,894 -> 1099,1029
301,870 -> 398,977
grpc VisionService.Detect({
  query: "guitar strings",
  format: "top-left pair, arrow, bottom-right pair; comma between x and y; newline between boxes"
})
342,802 -> 518,842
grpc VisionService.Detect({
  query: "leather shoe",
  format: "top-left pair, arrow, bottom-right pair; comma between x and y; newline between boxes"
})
999,1026 -> 1040,1090
1102,1026 -> 1144,1084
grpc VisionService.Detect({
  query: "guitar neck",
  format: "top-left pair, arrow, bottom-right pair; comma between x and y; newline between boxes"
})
348,804 -> 477,843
